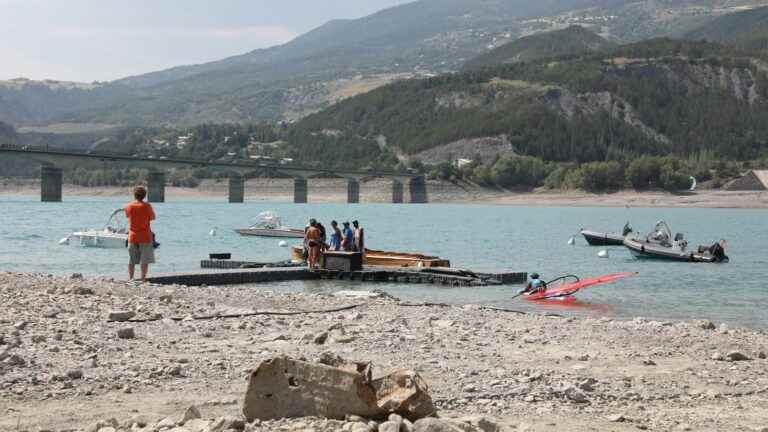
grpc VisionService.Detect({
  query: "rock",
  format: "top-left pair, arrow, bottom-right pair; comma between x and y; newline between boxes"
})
676,424 -> 692,431
711,352 -> 725,361
454,416 -> 505,432
462,384 -> 477,393
642,359 -> 657,366
181,419 -> 210,432
697,320 -> 716,330
389,414 -> 404,424
160,294 -> 173,303
4,354 -> 25,367
759,351 -> 766,360
117,327 -> 136,339
606,414 -> 626,423
577,378 -> 597,392
182,405 -> 202,422
345,415 -> 367,423
413,418 -> 463,432
71,273 -> 84,279
67,369 -> 84,380
108,310 -> 136,322
726,351 -> 751,362
379,421 -> 401,432
313,331 -> 329,345
155,417 -> 177,429
13,321 -> 29,330
242,356 -> 434,422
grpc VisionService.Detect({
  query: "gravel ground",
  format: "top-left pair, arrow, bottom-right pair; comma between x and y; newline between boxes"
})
1,272 -> 767,432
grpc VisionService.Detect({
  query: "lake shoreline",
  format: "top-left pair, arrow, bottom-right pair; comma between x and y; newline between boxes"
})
2,178 -> 768,208
1,272 -> 767,431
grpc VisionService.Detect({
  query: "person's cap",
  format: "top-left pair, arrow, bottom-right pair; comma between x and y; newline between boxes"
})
331,220 -> 337,225
343,221 -> 350,225
352,220 -> 359,224
531,273 -> 539,279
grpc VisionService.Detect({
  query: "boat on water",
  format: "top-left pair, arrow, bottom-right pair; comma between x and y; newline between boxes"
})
623,221 -> 729,263
65,209 -> 128,249
291,246 -> 450,268
580,223 -> 632,246
235,212 -> 304,238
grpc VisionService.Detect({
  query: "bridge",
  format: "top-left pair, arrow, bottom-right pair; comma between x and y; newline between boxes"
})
0,146 -> 428,204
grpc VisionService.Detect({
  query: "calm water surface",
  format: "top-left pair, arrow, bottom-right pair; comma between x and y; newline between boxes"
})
0,196 -> 762,327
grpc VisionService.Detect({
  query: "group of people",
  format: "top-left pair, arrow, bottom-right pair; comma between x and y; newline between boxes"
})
303,219 -> 364,269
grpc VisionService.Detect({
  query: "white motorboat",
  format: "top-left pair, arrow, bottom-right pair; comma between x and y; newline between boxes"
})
64,209 -> 129,249
235,211 -> 304,238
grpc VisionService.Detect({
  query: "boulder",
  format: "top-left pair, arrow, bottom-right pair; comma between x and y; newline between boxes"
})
242,356 -> 434,422
182,405 -> 201,422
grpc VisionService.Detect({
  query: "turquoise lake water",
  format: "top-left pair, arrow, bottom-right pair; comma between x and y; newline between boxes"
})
0,195 -> 763,327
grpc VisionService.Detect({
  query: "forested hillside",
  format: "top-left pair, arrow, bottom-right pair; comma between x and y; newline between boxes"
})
463,26 -> 615,70
682,6 -> 768,51
296,39 -> 768,162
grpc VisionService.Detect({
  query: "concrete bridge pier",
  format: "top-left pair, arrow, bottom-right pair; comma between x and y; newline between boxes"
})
229,175 -> 245,203
347,179 -> 360,204
41,166 -> 63,202
392,180 -> 404,203
409,176 -> 428,204
147,172 -> 166,203
293,178 -> 308,204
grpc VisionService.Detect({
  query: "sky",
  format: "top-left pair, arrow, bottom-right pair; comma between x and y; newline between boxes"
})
0,0 -> 412,82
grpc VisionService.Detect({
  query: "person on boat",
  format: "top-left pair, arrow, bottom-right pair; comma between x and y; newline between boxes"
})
124,186 -> 156,282
342,221 -> 355,251
524,273 -> 547,295
352,220 -> 364,254
305,219 -> 322,269
622,222 -> 632,236
329,221 -> 342,251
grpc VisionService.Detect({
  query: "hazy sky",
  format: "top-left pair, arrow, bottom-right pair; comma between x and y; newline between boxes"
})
0,0 -> 412,82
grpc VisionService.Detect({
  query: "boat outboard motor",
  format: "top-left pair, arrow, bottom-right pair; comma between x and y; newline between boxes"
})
709,241 -> 728,262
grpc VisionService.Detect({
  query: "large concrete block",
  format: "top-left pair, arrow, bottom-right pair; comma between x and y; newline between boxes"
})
293,178 -> 308,203
242,356 -> 434,422
229,175 -> 245,203
41,166 -> 63,202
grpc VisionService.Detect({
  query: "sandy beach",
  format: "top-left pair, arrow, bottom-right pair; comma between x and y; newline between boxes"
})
2,178 -> 768,208
1,272 -> 767,431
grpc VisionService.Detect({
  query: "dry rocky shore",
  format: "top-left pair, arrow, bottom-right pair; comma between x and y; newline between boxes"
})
1,272 -> 768,431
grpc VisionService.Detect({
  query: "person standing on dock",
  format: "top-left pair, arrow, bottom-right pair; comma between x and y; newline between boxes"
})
329,221 -> 342,251
305,219 -> 322,269
341,221 -> 354,251
125,186 -> 156,281
352,220 -> 365,257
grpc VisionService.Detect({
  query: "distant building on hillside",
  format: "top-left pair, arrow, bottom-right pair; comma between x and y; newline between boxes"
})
726,170 -> 768,191
454,158 -> 473,169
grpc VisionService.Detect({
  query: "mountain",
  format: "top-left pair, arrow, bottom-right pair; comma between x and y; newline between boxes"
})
3,0 -> 768,128
289,38 -> 768,167
681,6 -> 768,51
463,26 -> 615,70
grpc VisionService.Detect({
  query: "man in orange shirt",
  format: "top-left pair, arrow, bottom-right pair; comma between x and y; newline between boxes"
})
125,186 -> 157,281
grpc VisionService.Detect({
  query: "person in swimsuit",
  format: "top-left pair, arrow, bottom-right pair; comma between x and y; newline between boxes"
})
524,273 -> 546,295
305,219 -> 322,269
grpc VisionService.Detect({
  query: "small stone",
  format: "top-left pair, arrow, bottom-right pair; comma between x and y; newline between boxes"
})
577,354 -> 590,361
108,311 -> 136,322
759,351 -> 766,359
13,321 -> 29,330
313,331 -> 329,345
379,421 -> 399,432
726,351 -> 751,362
117,327 -> 136,339
182,419 -> 210,432
67,369 -> 84,380
642,359 -> 657,366
388,414 -> 403,424
677,424 -> 692,431
607,414 -> 625,423
182,405 -> 201,422
155,417 -> 176,429
159,294 -> 173,303
463,384 -> 477,393
5,354 -> 25,367
413,418 -> 462,432
70,273 -> 84,279
345,415 -> 367,423
697,320 -> 716,330
711,352 -> 725,361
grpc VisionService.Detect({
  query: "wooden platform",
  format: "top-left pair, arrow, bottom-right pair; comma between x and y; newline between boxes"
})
150,265 -> 526,288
